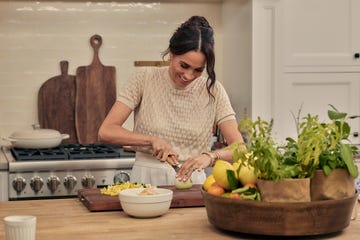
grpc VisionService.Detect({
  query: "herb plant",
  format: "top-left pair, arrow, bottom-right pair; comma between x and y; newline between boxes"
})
317,105 -> 359,177
286,104 -> 359,178
231,105 -> 360,182
232,117 -> 302,181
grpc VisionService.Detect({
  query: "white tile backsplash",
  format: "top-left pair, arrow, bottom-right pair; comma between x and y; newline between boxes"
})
0,1 -> 223,142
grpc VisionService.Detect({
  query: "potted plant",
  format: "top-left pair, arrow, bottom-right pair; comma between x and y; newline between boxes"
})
281,105 -> 359,200
231,105 -> 359,202
307,105 -> 359,200
232,117 -> 310,202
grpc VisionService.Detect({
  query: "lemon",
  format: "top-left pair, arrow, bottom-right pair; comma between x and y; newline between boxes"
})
237,162 -> 258,185
212,160 -> 237,190
203,175 -> 216,191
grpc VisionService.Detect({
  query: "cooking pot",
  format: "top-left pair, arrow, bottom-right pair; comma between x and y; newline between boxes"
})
3,128 -> 70,149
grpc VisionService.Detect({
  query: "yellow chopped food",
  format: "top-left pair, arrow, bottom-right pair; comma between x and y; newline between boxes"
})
138,187 -> 159,195
100,181 -> 151,196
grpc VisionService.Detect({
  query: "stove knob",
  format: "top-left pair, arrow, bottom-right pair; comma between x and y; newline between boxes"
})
64,175 -> 77,190
113,171 -> 130,184
30,176 -> 44,193
81,175 -> 95,188
12,177 -> 26,193
47,176 -> 60,193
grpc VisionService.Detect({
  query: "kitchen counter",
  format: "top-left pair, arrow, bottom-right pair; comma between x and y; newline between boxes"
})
0,198 -> 360,240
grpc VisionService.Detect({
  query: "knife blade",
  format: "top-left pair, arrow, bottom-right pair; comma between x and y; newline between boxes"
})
171,163 -> 182,173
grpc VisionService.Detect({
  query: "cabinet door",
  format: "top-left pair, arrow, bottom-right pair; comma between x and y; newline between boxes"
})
283,0 -> 360,68
251,0 -> 360,145
271,0 -> 360,144
273,72 -> 360,145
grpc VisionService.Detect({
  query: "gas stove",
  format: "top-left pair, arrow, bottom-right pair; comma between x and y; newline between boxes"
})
10,144 -> 124,161
1,144 -> 135,200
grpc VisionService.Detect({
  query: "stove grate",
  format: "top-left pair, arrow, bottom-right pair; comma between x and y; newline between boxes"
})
11,148 -> 67,160
10,144 -> 128,161
65,144 -> 121,159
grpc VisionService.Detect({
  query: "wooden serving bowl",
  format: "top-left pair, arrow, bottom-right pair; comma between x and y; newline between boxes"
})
201,188 -> 357,236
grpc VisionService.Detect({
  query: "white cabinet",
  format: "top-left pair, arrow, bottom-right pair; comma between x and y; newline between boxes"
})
283,0 -> 360,68
250,0 -> 360,144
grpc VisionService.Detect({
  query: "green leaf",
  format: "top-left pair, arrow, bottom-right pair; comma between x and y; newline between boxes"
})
341,122 -> 351,139
226,169 -> 239,190
328,110 -> 347,120
340,144 -> 359,178
240,193 -> 257,200
256,192 -> 262,201
221,192 -> 231,198
231,185 -> 250,194
323,165 -> 331,175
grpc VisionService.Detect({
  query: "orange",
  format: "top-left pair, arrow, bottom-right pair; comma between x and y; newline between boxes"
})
228,193 -> 240,199
207,185 -> 225,196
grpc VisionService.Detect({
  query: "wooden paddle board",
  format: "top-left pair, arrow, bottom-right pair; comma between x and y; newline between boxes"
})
78,184 -> 204,212
75,34 -> 116,144
37,61 -> 77,144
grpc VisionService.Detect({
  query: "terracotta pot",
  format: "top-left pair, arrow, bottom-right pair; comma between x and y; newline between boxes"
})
311,169 -> 355,201
256,178 -> 311,202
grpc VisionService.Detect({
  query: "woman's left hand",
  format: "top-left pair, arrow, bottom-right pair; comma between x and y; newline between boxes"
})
176,154 -> 212,181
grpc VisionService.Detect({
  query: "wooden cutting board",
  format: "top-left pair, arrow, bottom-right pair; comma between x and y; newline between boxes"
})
75,34 -> 116,144
78,185 -> 204,212
37,61 -> 77,144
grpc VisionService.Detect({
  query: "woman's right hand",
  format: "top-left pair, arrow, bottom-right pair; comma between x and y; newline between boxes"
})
150,136 -> 179,165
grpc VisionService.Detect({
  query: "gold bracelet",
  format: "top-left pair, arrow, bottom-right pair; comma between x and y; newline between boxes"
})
213,151 -> 222,161
201,152 -> 217,167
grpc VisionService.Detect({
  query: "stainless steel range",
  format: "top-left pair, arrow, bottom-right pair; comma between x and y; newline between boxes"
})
1,144 -> 135,200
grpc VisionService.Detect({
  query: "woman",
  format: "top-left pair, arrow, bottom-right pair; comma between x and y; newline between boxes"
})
98,16 -> 245,186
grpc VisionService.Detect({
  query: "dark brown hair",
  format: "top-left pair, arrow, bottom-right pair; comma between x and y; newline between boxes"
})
162,16 -> 216,97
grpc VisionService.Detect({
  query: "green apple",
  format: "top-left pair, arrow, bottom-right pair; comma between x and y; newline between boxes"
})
175,178 -> 193,189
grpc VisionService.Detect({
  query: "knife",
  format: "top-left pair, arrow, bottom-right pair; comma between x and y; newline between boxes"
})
170,163 -> 182,173
124,145 -> 182,171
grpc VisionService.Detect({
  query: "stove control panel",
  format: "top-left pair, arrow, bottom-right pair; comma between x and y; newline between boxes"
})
64,175 -> 77,190
113,171 -> 130,184
8,169 -> 132,200
12,177 -> 26,193
30,176 -> 44,193
47,176 -> 61,193
81,175 -> 95,188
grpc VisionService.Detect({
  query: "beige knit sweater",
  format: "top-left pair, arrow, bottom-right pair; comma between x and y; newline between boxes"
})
118,66 -> 235,161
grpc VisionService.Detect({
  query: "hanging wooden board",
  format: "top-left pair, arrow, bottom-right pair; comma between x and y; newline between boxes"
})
75,34 -> 116,144
37,61 -> 77,144
78,184 -> 204,212
134,60 -> 169,67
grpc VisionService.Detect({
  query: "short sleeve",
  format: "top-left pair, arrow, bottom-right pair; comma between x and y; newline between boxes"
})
214,82 -> 236,125
117,67 -> 147,110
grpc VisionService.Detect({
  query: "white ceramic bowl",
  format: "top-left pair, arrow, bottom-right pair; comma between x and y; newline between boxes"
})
119,188 -> 173,218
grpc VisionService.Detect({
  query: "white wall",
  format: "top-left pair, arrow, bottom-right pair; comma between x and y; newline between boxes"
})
0,1 -> 226,141
222,0 -> 252,119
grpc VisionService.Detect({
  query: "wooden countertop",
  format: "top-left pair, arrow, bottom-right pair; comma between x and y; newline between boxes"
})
0,198 -> 360,240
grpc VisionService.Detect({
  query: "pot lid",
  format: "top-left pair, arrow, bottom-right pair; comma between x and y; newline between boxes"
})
9,129 -> 62,140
